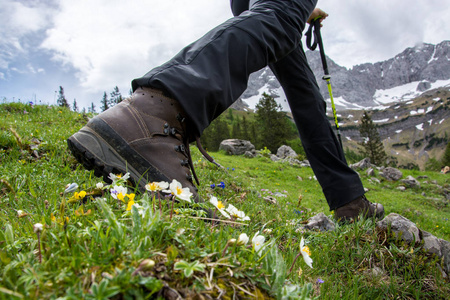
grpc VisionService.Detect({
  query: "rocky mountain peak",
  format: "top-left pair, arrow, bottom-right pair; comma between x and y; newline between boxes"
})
240,40 -> 450,111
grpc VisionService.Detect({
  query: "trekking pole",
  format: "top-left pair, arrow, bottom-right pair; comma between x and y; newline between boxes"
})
306,18 -> 343,150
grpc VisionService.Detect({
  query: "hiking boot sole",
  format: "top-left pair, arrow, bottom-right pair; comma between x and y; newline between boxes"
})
67,118 -> 170,191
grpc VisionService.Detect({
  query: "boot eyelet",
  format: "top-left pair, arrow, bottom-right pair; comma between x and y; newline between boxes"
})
174,145 -> 185,152
170,128 -> 177,135
176,114 -> 185,123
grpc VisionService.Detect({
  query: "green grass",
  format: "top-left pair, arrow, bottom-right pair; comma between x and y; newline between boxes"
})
0,102 -> 449,299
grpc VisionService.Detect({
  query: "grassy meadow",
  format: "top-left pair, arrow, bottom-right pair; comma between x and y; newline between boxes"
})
0,102 -> 449,299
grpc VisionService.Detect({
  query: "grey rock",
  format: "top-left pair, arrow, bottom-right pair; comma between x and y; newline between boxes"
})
366,168 -> 375,176
439,239 -> 450,274
276,145 -> 297,159
400,175 -> 420,188
369,177 -> 381,184
263,196 -> 277,205
270,154 -> 281,162
244,151 -> 256,158
303,213 -> 336,232
397,186 -> 406,191
299,160 -> 311,167
416,80 -> 431,91
379,167 -> 403,181
421,230 -> 442,256
376,213 -> 420,244
283,157 -> 302,166
350,158 -> 372,170
219,139 -> 255,155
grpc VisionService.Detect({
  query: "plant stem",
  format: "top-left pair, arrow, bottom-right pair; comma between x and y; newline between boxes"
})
288,252 -> 301,276
221,244 -> 230,257
37,232 -> 42,263
170,195 -> 174,220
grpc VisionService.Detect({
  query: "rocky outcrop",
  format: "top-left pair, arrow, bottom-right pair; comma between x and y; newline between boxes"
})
303,213 -> 336,232
379,167 -> 403,181
297,212 -> 450,275
376,213 -> 450,274
276,145 -> 298,159
219,139 -> 255,156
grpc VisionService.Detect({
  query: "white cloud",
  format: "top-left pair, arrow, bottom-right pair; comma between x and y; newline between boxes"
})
1,0 -> 449,107
40,0 -> 230,93
0,0 -> 56,68
320,0 -> 450,67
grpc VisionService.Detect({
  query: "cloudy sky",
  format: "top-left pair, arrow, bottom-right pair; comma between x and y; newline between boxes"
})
1,0 -> 449,110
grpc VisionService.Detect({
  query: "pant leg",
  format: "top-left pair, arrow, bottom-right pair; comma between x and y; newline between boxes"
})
269,45 -> 365,210
132,0 -> 317,137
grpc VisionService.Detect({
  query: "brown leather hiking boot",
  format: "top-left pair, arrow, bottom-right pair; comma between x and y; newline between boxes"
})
67,87 -> 200,201
334,195 -> 384,222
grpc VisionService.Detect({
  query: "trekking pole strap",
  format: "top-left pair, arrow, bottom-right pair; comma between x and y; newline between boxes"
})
306,18 -> 329,76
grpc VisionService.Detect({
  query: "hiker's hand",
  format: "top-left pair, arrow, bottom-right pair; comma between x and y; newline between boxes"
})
307,8 -> 328,25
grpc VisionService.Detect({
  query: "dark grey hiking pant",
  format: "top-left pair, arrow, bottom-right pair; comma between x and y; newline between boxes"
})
131,0 -> 365,210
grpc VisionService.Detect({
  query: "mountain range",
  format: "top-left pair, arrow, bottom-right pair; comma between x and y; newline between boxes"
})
233,41 -> 450,169
238,40 -> 450,111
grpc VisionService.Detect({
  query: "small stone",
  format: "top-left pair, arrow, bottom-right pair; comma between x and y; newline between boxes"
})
219,139 -> 255,155
400,175 -> 420,188
276,145 -> 297,159
379,167 -> 403,181
303,213 -> 336,232
350,158 -> 372,170
263,196 -> 277,205
376,213 -> 420,244
421,230 -> 442,256
270,154 -> 281,162
439,239 -> 450,274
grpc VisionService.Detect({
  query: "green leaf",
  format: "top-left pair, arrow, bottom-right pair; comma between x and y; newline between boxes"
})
173,260 -> 189,270
28,182 -> 37,198
0,287 -> 24,299
174,260 -> 206,278
5,224 -> 14,245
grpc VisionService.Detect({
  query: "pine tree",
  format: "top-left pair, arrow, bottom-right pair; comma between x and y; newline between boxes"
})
231,117 -> 242,139
442,142 -> 450,166
227,109 -> 234,121
212,117 -> 230,151
57,86 -> 69,108
358,111 -> 387,166
110,86 -> 123,106
241,115 -> 250,141
72,99 -> 79,112
88,102 -> 96,113
100,92 -> 109,112
255,93 -> 294,152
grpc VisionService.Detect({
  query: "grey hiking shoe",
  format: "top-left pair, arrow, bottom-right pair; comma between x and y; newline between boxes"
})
67,87 -> 201,201
334,195 -> 384,222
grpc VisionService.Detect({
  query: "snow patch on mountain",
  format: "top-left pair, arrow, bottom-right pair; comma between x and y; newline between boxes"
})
373,79 -> 450,105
